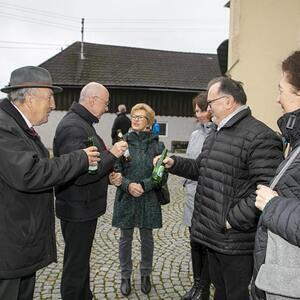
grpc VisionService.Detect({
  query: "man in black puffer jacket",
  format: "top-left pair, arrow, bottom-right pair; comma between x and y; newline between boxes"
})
161,77 -> 283,300
53,82 -> 128,300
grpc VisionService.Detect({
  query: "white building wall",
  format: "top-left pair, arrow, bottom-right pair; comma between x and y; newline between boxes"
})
36,111 -> 197,151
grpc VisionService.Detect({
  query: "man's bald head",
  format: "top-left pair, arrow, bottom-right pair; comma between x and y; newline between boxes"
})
78,82 -> 110,119
79,82 -> 108,103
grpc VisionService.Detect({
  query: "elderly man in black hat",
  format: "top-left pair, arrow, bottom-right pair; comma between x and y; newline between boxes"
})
0,66 -> 127,300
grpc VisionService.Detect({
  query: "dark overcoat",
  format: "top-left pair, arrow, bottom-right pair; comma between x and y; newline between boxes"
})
53,102 -> 117,222
0,99 -> 88,279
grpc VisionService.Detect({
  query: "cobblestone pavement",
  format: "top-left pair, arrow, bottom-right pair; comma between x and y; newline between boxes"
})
34,174 -> 212,300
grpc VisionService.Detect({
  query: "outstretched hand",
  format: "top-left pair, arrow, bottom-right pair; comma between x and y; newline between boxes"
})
153,155 -> 174,169
83,146 -> 100,166
110,141 -> 128,158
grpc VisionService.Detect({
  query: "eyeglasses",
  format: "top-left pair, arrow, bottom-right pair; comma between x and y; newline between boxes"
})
207,95 -> 228,107
131,115 -> 148,121
93,96 -> 110,107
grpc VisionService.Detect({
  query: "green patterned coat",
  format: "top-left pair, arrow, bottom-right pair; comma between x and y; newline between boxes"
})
112,131 -> 168,229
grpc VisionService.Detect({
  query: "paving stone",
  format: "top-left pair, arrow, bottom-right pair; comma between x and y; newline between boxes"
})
34,174 -> 198,299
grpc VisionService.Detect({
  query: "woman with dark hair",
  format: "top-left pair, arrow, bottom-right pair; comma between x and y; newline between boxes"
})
252,51 -> 300,299
181,92 -> 212,300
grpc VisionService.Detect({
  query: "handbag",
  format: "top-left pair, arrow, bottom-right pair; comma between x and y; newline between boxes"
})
155,183 -> 170,205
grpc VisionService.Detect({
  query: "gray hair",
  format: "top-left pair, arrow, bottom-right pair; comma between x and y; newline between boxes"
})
118,104 -> 127,113
9,88 -> 37,104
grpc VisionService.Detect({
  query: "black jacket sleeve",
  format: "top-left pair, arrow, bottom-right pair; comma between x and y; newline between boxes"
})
262,196 -> 300,247
0,125 -> 88,192
168,153 -> 202,181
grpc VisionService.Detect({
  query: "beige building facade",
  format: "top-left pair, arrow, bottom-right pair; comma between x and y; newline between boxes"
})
227,0 -> 300,130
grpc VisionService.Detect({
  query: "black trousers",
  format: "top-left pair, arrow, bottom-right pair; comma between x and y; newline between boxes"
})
207,248 -> 253,300
60,219 -> 97,300
0,273 -> 35,300
189,227 -> 210,284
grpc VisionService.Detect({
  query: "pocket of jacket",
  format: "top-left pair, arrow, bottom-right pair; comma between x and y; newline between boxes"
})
255,263 -> 300,297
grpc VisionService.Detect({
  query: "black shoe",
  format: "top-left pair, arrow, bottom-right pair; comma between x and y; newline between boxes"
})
191,284 -> 210,300
182,279 -> 207,300
120,278 -> 131,296
141,276 -> 151,294
181,284 -> 198,300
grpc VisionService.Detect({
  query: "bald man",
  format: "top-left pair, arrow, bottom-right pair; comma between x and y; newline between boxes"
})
53,82 -> 128,300
111,103 -> 131,144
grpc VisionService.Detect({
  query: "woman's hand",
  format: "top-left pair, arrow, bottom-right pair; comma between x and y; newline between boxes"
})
128,182 -> 144,197
255,184 -> 278,211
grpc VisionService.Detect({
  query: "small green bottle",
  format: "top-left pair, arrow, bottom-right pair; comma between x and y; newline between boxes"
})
152,148 -> 168,184
87,136 -> 98,175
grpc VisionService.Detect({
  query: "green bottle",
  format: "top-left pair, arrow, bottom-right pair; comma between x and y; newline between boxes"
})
152,148 -> 168,184
87,136 -> 98,175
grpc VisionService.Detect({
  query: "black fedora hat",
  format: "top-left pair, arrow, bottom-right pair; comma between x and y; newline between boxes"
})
1,66 -> 63,94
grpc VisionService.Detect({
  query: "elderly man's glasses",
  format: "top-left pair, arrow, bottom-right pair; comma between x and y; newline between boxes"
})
93,96 -> 110,107
207,95 -> 228,107
131,115 -> 147,121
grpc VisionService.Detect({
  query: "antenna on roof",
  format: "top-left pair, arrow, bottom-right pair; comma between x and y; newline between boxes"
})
80,18 -> 85,60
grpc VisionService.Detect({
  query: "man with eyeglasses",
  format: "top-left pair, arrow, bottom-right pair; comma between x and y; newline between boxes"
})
159,77 -> 283,300
53,82 -> 128,300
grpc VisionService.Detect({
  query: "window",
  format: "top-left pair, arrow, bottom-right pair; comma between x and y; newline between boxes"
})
158,123 -> 167,136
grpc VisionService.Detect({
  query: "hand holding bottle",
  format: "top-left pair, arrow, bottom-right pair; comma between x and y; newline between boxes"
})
153,155 -> 174,169
83,146 -> 100,167
116,129 -> 132,162
110,141 -> 128,158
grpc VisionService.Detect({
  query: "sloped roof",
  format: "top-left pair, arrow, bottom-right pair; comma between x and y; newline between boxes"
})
40,41 -> 220,91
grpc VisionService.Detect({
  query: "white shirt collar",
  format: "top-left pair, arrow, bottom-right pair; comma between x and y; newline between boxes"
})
11,101 -> 33,128
217,105 -> 248,131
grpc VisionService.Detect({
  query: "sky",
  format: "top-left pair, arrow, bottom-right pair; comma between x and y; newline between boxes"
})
0,0 -> 229,97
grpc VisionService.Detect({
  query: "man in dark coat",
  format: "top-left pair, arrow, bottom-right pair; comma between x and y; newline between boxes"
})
53,82 -> 128,300
0,66 -> 100,300
111,104 -> 131,144
159,77 -> 283,300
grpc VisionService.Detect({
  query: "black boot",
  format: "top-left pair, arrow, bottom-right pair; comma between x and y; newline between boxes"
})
141,276 -> 151,294
191,282 -> 210,300
120,278 -> 131,296
181,279 -> 202,300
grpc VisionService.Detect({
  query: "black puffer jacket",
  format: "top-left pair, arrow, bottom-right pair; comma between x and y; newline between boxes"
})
252,109 -> 300,300
54,102 -> 117,222
170,108 -> 283,255
0,99 -> 88,279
